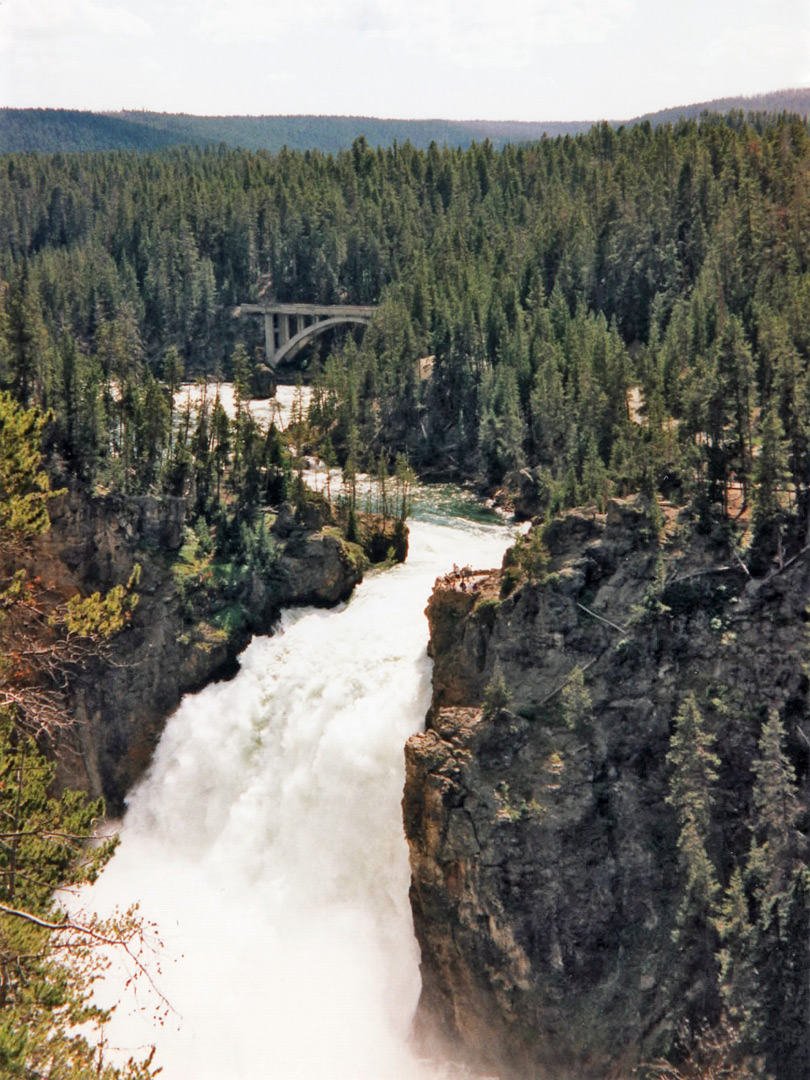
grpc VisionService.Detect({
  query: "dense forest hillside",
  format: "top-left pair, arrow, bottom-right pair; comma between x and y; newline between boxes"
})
112,111 -> 597,154
0,108 -> 593,155
1,89 -> 808,154
627,87 -> 810,127
3,109 -> 810,530
0,108 -> 197,154
2,108 -> 810,1077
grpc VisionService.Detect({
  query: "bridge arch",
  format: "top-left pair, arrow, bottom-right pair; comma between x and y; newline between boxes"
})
274,315 -> 371,368
234,301 -> 377,369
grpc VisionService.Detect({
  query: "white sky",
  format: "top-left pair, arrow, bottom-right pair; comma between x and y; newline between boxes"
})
1,0 -> 808,122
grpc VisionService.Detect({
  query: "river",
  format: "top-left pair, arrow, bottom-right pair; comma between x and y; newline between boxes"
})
83,504 -> 514,1079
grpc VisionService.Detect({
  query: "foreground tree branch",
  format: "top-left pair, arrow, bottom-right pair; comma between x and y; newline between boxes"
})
0,392 -> 158,1078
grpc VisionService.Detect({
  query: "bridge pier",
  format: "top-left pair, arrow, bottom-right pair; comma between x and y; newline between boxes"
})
236,301 -> 377,370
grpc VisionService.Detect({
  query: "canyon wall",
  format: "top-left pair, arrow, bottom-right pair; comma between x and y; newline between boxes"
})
404,498 -> 810,1078
35,489 -> 369,811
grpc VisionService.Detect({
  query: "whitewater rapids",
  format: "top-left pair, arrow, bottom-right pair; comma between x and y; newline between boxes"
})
83,516 -> 512,1079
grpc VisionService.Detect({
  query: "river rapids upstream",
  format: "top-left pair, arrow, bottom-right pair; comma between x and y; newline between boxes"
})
82,504 -> 514,1079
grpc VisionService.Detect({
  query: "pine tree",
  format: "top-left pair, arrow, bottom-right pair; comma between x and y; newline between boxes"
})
751,404 -> 788,558
136,372 -> 170,492
715,316 -> 755,507
747,709 -> 802,905
665,693 -> 722,1025
482,664 -> 512,720
343,423 -> 360,511
666,695 -> 719,835
738,711 -> 807,1078
716,867 -> 756,1033
162,343 -> 184,451
211,395 -> 231,504
580,435 -> 610,512
0,393 -> 155,1078
751,867 -> 810,1080
561,665 -> 592,733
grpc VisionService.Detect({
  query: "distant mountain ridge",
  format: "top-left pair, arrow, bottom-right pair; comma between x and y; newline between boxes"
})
2,88 -> 809,155
0,109 -> 593,154
625,87 -> 810,126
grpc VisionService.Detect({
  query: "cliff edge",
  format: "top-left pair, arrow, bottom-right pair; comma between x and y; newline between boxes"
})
34,489 -> 383,812
404,497 -> 810,1078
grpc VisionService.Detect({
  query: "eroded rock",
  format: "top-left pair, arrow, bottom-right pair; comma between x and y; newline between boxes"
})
33,488 -> 370,811
405,497 -> 810,1078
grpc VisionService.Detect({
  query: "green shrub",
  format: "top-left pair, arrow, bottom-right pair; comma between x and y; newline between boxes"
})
482,665 -> 512,719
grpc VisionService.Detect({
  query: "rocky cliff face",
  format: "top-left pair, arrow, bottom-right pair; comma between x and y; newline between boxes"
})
34,490 -> 369,812
404,498 -> 810,1078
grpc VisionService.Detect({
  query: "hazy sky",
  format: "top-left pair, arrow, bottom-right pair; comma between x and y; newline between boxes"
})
1,0 -> 808,122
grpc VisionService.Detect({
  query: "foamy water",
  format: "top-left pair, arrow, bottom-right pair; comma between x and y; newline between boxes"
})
174,383 -> 311,431
82,517 -> 512,1079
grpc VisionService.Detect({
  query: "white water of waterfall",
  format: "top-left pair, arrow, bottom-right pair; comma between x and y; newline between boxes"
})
82,516 -> 513,1079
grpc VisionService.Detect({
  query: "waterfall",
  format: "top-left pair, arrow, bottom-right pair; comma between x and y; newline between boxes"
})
83,515 -> 512,1079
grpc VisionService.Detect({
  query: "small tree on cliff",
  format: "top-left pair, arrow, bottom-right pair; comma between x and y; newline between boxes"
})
665,692 -> 722,1027
715,710 -> 809,1078
482,664 -> 512,720
716,867 -> 756,1034
0,391 -> 138,734
0,713 -> 161,1080
750,866 -> 810,1080
561,665 -> 592,733
747,709 -> 803,903
743,711 -> 809,1080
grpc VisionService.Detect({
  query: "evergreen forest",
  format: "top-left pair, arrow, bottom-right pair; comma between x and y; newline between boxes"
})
3,89 -> 808,155
2,108 -> 810,1077
3,111 -> 810,542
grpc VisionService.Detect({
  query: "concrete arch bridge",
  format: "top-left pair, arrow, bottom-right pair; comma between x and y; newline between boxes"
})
235,302 -> 377,370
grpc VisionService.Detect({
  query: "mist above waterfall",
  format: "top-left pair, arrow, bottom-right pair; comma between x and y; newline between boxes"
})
82,517 -> 512,1079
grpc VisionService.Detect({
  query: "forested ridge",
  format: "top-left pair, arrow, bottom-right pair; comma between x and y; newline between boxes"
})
626,87 -> 810,127
2,109 -> 810,1077
3,111 -> 810,528
0,108 -> 595,155
2,89 -> 808,155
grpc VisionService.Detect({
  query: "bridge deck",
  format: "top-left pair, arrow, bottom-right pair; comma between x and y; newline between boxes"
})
235,300 -> 378,369
237,302 -> 377,318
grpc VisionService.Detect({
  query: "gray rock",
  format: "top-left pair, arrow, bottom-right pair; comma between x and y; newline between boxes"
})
406,496 -> 810,1078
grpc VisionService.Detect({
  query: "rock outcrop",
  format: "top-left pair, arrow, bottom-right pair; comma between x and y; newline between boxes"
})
404,497 -> 810,1078
34,490 -> 372,811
